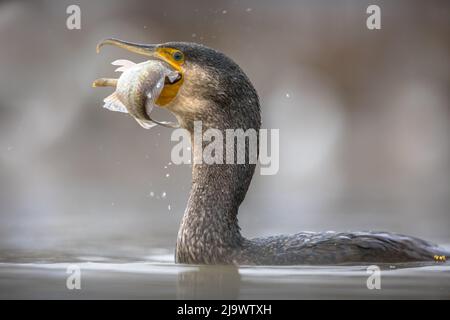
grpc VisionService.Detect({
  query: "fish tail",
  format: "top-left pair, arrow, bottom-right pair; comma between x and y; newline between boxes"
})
103,92 -> 128,113
92,78 -> 118,88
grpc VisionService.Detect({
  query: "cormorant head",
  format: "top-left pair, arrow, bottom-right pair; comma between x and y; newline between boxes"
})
96,38 -> 260,132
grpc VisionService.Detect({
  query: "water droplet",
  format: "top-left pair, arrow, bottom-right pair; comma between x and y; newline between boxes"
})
168,205 -> 171,211
161,192 -> 167,198
165,173 -> 170,178
149,192 -> 155,197
191,33 -> 197,38
164,166 -> 167,169
222,10 -> 227,14
285,93 -> 291,99
245,8 -> 252,12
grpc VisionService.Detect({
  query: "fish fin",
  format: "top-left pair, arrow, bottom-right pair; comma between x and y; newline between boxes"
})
144,77 -> 166,117
145,96 -> 155,117
103,92 -> 128,113
149,119 -> 180,128
135,118 -> 158,129
111,59 -> 136,67
114,66 -> 127,72
112,59 -> 136,73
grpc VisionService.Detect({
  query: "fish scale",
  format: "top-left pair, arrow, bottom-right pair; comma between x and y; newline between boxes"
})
99,59 -> 180,129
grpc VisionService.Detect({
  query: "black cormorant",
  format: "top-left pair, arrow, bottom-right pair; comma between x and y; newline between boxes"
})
96,39 -> 449,265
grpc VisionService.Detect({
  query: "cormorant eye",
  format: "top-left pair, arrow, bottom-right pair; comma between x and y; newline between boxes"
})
173,51 -> 183,61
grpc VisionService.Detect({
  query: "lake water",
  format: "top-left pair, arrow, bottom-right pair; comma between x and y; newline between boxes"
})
1,247 -> 449,299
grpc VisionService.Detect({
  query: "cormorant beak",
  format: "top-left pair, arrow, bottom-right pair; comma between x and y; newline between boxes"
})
96,38 -> 160,59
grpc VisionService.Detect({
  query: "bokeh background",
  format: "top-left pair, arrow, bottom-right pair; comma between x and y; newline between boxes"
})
0,0 -> 449,258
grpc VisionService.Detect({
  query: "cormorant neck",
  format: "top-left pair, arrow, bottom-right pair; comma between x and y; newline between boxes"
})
173,66 -> 261,264
175,129 -> 257,264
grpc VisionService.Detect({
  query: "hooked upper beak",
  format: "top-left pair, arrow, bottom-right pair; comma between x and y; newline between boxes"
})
96,38 -> 160,59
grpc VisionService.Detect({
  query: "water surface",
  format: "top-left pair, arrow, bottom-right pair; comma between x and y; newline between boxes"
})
1,247 -> 449,299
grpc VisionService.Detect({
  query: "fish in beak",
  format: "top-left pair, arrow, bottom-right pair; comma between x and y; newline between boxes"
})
93,38 -> 182,129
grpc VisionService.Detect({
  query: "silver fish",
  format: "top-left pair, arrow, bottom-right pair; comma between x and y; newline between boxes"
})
94,59 -> 180,129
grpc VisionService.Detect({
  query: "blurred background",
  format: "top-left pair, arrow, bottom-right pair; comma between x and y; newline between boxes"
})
0,0 -> 449,259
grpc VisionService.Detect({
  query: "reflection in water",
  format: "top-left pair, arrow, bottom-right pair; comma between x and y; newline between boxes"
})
0,249 -> 449,299
177,265 -> 241,299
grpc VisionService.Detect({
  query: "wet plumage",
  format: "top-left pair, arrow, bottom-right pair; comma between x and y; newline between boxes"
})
94,38 -> 449,265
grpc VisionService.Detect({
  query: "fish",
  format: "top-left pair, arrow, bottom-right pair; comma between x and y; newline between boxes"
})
93,59 -> 181,129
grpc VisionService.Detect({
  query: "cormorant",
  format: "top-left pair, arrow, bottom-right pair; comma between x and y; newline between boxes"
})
96,38 -> 449,265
